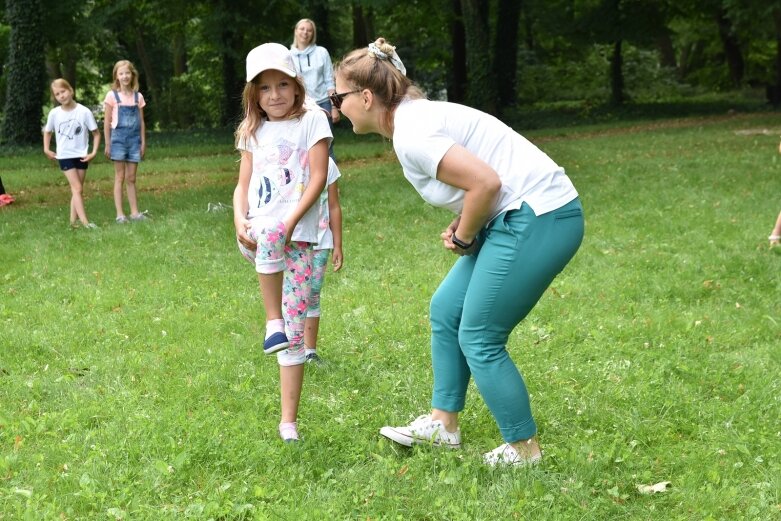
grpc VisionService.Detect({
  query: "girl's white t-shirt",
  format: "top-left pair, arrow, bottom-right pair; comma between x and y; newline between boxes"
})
238,109 -> 332,243
392,98 -> 578,220
314,158 -> 341,250
43,104 -> 98,159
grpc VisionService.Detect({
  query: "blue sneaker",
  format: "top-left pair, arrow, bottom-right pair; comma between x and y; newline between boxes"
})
263,332 -> 290,354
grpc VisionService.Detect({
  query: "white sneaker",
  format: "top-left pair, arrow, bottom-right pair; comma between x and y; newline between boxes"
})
483,443 -> 542,467
279,422 -> 299,443
380,415 -> 461,449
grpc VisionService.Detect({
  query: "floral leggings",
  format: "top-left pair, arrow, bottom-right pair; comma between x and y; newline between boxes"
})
238,220 -> 313,366
307,249 -> 330,318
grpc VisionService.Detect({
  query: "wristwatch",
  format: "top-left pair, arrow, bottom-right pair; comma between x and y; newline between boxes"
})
452,234 -> 474,250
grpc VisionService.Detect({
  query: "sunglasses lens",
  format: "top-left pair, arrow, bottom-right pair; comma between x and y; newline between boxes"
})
330,94 -> 341,109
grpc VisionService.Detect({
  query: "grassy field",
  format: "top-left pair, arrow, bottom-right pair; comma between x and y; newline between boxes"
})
1,112 -> 780,520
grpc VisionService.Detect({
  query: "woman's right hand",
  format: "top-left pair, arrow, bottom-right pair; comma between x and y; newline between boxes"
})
440,216 -> 461,248
104,143 -> 111,159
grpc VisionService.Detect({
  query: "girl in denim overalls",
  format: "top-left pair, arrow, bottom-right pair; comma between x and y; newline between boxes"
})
103,60 -> 148,223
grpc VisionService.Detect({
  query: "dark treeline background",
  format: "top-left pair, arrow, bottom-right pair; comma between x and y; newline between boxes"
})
1,0 -> 780,145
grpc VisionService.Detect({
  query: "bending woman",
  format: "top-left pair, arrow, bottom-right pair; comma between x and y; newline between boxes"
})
333,38 -> 585,466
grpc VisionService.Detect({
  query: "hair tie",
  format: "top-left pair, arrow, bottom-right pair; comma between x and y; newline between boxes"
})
367,42 -> 406,76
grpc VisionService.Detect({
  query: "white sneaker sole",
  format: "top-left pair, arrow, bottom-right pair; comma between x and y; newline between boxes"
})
263,341 -> 290,355
379,426 -> 461,449
484,450 -> 543,467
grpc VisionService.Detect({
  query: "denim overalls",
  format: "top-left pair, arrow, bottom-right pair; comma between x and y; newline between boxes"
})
110,90 -> 141,162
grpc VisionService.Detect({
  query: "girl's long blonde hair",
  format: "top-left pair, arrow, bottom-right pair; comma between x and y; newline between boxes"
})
334,37 -> 424,135
111,60 -> 140,91
234,74 -> 308,147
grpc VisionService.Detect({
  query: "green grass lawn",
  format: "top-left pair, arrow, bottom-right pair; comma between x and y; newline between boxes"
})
1,113 -> 780,520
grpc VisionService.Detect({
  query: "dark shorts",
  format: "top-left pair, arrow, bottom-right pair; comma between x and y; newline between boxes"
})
59,158 -> 89,171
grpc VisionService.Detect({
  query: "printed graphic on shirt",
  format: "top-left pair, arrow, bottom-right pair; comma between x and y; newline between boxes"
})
58,119 -> 85,141
250,138 -> 309,209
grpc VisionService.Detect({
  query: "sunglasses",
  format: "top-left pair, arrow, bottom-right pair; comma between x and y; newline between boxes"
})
328,89 -> 361,110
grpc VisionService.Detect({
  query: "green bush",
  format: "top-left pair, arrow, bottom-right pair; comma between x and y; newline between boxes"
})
157,72 -> 222,129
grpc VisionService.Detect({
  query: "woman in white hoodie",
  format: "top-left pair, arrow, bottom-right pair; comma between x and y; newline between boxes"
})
291,18 -> 339,158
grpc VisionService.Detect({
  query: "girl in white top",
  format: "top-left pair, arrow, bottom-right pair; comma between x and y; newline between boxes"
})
233,42 -> 330,442
43,78 -> 101,228
334,38 -> 584,466
304,157 -> 343,364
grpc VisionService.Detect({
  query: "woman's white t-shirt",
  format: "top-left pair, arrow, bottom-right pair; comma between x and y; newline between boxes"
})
237,109 -> 332,243
392,98 -> 578,220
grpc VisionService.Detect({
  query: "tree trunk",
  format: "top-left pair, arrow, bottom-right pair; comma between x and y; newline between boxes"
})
523,4 -> 535,50
352,4 -> 374,49
656,32 -> 676,69
135,28 -> 157,94
461,0 -> 497,114
310,3 -> 331,51
172,31 -> 187,77
771,7 -> 781,106
45,53 -> 61,83
448,0 -> 467,103
62,53 -> 78,91
493,0 -> 522,108
1,0 -> 46,145
610,39 -> 624,106
219,29 -> 242,128
46,45 -> 78,90
715,8 -> 743,88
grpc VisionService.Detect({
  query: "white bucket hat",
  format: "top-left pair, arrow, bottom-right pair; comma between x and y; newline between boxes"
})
245,43 -> 297,82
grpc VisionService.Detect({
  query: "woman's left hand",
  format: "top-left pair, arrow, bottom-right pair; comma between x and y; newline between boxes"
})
442,233 -> 479,256
331,107 -> 340,124
441,217 -> 478,256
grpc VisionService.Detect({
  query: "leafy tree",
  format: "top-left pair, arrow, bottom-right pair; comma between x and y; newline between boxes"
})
449,0 -> 467,103
714,4 -> 743,87
774,7 -> 781,104
494,0 -> 523,108
461,0 -> 497,113
722,0 -> 781,104
1,0 -> 45,145
6,0 -> 780,136
573,0 -> 673,105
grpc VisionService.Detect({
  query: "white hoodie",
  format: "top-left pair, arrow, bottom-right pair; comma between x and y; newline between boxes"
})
289,44 -> 336,102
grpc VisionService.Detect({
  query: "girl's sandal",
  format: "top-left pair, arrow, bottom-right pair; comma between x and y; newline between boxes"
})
769,235 -> 781,246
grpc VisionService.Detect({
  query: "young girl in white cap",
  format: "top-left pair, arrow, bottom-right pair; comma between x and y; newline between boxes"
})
334,38 -> 584,465
233,42 -> 331,442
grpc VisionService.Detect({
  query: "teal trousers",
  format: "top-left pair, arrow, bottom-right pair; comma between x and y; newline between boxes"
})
430,198 -> 584,442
